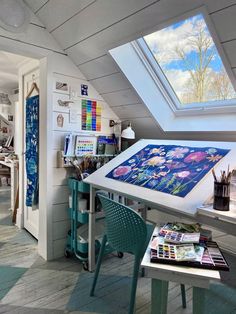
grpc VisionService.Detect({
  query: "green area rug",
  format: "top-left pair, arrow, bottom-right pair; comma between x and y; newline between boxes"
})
66,273 -> 131,313
0,265 -> 27,300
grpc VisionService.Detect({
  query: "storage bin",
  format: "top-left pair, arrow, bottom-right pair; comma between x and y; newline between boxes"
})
68,207 -> 89,224
66,232 -> 100,255
68,196 -> 87,211
68,178 -> 90,193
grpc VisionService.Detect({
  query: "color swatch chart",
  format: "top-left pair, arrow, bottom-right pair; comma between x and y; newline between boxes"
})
81,99 -> 101,131
75,136 -> 96,156
200,242 -> 229,270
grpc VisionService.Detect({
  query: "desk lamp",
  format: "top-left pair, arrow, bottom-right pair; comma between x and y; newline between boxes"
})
109,120 -> 136,139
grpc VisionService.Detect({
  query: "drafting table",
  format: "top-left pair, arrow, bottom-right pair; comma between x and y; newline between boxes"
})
84,139 -> 236,271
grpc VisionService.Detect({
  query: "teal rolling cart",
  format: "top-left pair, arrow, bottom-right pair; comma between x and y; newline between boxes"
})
65,178 -> 101,270
65,178 -> 123,270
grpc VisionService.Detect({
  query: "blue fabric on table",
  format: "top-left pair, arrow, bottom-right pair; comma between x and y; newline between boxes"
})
25,95 -> 39,206
106,144 -> 230,197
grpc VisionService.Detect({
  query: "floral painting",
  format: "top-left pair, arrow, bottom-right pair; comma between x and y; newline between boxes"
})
106,144 -> 230,197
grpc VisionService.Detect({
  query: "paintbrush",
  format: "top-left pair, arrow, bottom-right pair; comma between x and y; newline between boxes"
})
212,168 -> 217,182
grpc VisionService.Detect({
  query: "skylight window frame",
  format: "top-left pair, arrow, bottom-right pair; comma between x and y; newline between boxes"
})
136,7 -> 236,116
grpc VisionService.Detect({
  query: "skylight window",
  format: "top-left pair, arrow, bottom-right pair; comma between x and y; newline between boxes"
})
143,13 -> 236,108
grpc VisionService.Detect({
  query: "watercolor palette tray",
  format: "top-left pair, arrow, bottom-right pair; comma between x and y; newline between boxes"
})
155,243 -> 198,261
159,230 -> 200,244
150,239 -> 229,271
200,242 -> 229,270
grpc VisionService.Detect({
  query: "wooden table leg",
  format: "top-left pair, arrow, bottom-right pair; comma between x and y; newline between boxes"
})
193,286 -> 206,314
151,278 -> 169,314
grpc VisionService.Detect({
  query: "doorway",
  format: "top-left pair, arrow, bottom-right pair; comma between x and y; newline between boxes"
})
0,50 -> 39,240
23,68 -> 40,239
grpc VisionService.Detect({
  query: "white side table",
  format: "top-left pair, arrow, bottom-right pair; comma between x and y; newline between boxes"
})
141,228 -> 221,314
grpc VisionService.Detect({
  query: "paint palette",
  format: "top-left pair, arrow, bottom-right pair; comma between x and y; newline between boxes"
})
150,239 -> 229,271
160,230 -> 200,244
156,243 -> 197,261
200,242 -> 229,270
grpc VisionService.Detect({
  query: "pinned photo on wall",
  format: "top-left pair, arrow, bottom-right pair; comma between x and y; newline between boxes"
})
55,81 -> 68,93
57,99 -> 73,107
69,109 -> 78,123
81,84 -> 88,96
8,115 -> 13,122
57,114 -> 64,128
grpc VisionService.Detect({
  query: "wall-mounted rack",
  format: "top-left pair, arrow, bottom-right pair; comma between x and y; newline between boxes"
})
57,151 -> 116,168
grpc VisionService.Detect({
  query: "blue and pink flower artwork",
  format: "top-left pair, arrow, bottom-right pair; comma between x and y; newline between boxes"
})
106,144 -> 230,197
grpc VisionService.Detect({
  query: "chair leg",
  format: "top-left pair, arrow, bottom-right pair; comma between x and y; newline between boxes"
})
141,267 -> 145,277
129,255 -> 141,314
181,284 -> 187,309
90,234 -> 107,296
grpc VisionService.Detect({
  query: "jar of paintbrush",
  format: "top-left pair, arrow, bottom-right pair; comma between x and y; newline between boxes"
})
212,167 -> 231,211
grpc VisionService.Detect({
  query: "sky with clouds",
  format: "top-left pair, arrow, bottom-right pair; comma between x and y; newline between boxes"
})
144,14 -> 234,103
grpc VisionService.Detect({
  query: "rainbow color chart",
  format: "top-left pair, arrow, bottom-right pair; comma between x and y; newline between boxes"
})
81,99 -> 101,131
75,136 -> 96,156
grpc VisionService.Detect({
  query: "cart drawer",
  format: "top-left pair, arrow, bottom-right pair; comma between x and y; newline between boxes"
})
67,233 -> 88,254
68,208 -> 89,224
68,178 -> 90,193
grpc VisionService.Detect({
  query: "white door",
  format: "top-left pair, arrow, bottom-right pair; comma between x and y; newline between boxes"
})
23,69 -> 40,239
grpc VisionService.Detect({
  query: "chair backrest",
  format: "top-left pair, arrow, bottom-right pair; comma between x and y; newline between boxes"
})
98,195 -> 147,256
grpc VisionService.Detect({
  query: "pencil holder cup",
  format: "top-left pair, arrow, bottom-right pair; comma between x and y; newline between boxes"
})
213,182 -> 230,211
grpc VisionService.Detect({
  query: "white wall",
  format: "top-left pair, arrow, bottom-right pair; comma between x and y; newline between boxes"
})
0,89 -> 12,117
0,89 -> 15,143
43,53 -> 119,259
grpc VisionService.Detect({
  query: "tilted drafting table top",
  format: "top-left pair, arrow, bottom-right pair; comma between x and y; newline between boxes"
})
85,139 -> 236,217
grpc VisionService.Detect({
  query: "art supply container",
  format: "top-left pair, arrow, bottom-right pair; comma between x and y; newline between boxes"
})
230,170 -> 236,202
213,181 -> 230,211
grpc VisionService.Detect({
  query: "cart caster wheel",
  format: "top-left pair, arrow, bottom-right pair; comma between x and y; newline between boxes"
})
64,249 -> 71,258
83,262 -> 89,271
117,252 -> 124,258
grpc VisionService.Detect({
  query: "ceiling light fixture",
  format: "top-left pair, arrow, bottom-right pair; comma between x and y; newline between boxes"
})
0,0 -> 30,33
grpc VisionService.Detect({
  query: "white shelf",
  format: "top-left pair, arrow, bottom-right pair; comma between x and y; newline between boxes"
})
197,201 -> 236,224
63,154 -> 116,158
58,153 -> 117,168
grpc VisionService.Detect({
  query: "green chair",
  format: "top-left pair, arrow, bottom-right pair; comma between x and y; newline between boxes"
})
90,195 -> 186,314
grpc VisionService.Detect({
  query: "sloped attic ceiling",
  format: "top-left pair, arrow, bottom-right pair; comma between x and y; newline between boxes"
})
24,0 -> 236,141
